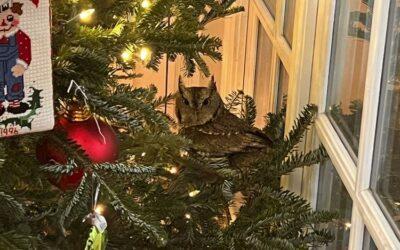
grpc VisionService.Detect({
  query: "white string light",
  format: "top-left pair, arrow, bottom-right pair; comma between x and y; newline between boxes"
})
188,190 -> 200,197
139,47 -> 152,61
79,9 -> 95,23
141,0 -> 152,9
121,49 -> 133,62
94,204 -> 106,215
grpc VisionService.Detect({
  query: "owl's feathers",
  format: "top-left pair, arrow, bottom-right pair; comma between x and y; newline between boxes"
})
176,77 -> 271,167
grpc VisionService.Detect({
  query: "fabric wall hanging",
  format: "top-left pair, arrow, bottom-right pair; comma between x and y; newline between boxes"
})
0,0 -> 53,137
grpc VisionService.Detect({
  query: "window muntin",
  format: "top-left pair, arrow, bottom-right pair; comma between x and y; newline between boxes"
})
316,161 -> 353,249
326,0 -> 374,157
371,0 -> 400,238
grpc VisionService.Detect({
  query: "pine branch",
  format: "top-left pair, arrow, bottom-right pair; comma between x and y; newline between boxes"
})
0,191 -> 25,223
93,163 -> 156,177
41,159 -> 80,176
0,231 -> 39,250
281,104 -> 318,156
241,95 -> 257,127
59,173 -> 91,236
96,174 -> 167,247
272,146 -> 328,177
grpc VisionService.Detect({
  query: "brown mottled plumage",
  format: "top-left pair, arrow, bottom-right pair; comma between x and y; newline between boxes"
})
175,77 -> 272,168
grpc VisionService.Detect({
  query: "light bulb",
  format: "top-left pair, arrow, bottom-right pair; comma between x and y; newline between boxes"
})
139,47 -> 152,61
94,204 -> 106,215
141,0 -> 151,9
121,49 -> 133,62
79,9 -> 95,23
168,166 -> 178,174
189,190 -> 200,197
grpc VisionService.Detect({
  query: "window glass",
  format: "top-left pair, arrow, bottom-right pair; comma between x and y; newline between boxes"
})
316,161 -> 353,249
254,23 -> 273,128
363,228 -> 378,250
262,0 -> 276,18
276,61 -> 289,112
326,0 -> 374,157
371,0 -> 400,237
283,0 -> 295,47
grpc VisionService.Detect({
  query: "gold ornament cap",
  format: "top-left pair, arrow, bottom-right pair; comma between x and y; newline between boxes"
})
59,97 -> 92,121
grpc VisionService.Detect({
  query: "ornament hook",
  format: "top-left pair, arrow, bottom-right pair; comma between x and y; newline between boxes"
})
67,80 -> 107,144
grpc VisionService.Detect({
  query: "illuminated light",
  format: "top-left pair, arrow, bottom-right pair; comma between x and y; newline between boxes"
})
184,213 -> 191,219
141,0 -> 152,9
139,47 -> 152,61
189,190 -> 200,197
168,166 -> 179,174
121,49 -> 133,62
141,152 -> 146,157
94,204 -> 106,215
79,9 -> 95,23
180,149 -> 189,157
344,222 -> 351,230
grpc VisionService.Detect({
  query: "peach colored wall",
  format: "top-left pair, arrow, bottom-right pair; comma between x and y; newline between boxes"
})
130,18 -> 226,93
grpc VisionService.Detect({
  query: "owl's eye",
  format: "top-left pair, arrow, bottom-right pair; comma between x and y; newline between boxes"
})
203,98 -> 210,106
182,98 -> 189,105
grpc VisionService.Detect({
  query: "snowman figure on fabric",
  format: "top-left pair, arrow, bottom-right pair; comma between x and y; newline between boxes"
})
0,0 -> 38,116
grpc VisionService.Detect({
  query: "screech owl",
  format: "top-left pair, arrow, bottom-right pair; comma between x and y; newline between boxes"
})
175,77 -> 272,169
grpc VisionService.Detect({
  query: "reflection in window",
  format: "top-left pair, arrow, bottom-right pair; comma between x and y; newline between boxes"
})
363,228 -> 378,250
316,161 -> 353,250
283,0 -> 295,47
254,23 -> 273,128
276,61 -> 289,113
262,0 -> 276,18
326,0 -> 374,156
371,0 -> 400,238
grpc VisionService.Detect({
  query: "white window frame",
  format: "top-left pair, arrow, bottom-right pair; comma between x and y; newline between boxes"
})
309,0 -> 400,249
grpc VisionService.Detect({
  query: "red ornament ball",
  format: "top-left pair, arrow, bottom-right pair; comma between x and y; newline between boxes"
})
37,116 -> 119,191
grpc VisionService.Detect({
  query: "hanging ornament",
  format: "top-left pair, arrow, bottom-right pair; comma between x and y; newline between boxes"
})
36,82 -> 119,191
84,182 -> 108,250
84,224 -> 107,250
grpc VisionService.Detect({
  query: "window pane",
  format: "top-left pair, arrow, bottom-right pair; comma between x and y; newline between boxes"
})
363,228 -> 378,250
276,61 -> 289,112
316,161 -> 353,249
371,0 -> 400,237
283,0 -> 295,47
254,23 -> 273,128
262,0 -> 276,18
326,0 -> 374,156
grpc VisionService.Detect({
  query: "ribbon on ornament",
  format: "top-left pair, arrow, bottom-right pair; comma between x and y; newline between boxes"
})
83,179 -> 108,250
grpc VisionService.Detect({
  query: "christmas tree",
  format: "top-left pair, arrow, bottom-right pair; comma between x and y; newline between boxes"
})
0,0 -> 336,249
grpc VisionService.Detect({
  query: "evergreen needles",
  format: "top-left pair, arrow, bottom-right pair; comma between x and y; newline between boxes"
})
0,0 -> 337,249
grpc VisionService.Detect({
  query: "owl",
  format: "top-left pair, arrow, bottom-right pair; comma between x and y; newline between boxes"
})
175,77 -> 272,169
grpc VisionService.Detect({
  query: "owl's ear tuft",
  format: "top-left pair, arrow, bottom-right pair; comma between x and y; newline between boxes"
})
209,76 -> 217,91
178,76 -> 186,95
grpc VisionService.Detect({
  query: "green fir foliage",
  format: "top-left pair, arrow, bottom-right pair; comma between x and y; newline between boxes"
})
0,0 -> 337,249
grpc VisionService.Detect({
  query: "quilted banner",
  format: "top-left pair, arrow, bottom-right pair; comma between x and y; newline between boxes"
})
0,0 -> 54,137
